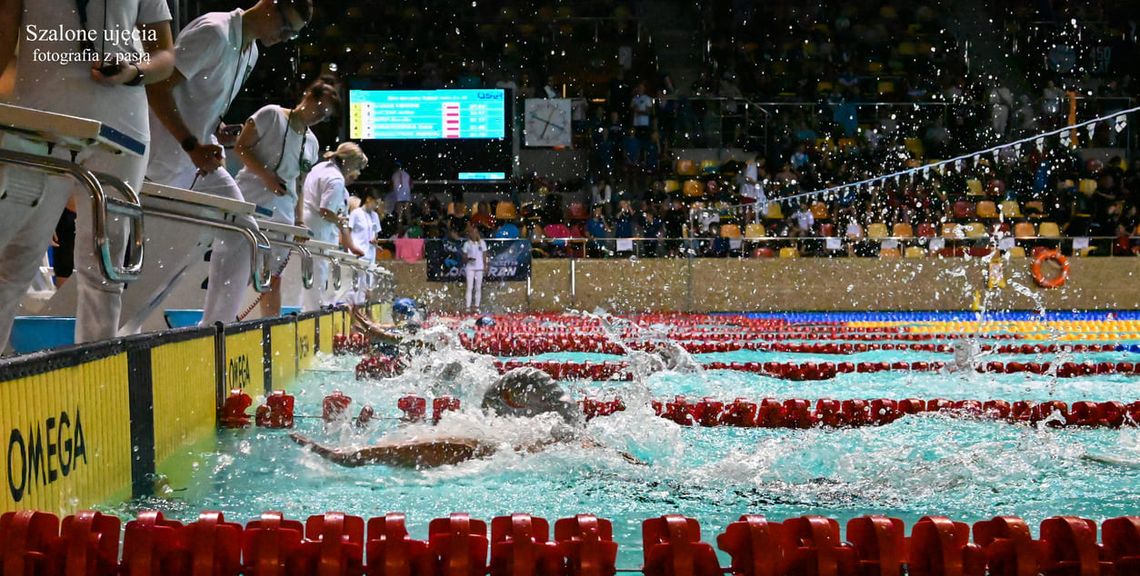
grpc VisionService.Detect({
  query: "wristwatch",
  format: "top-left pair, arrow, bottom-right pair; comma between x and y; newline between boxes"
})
180,136 -> 199,152
124,64 -> 144,87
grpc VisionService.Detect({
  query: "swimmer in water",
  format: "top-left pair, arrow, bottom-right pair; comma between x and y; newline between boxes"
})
352,297 -> 424,351
291,367 -> 639,468
946,339 -> 978,373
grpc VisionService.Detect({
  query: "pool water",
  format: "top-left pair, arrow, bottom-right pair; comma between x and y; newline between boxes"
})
107,317 -> 1140,567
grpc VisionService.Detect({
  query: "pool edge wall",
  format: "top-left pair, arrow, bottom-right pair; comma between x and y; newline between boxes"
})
384,258 -> 1140,312
0,306 -> 357,515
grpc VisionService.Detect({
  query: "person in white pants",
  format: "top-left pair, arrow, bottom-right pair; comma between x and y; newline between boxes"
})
301,143 -> 368,312
235,80 -> 335,318
136,0 -> 312,331
462,225 -> 488,311
0,0 -> 175,347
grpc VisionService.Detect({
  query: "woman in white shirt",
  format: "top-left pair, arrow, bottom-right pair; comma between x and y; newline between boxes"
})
301,142 -> 368,312
462,225 -> 488,311
235,80 -> 336,317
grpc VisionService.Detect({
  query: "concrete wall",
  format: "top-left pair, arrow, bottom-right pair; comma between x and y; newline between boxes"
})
384,257 -> 1140,312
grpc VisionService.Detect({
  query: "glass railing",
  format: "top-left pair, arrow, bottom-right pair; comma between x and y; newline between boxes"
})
379,235 -> 1140,262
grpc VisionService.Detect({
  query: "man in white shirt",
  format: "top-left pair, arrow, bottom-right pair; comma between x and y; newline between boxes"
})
348,193 -> 382,263
122,0 -> 312,333
630,82 -> 653,140
737,157 -> 767,220
385,161 -> 412,214
0,0 -> 175,345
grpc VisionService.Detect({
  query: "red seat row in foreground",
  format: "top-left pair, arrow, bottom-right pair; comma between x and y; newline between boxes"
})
1,510 -> 1138,576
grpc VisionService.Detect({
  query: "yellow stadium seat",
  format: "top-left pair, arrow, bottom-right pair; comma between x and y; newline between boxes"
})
810,201 -> 830,220
892,223 -> 914,239
374,247 -> 393,260
1079,179 -> 1097,194
867,223 -> 890,240
817,81 -> 834,93
447,202 -> 468,217
837,138 -> 857,150
675,159 -> 698,176
779,247 -> 799,259
999,201 -> 1022,219
1013,222 -> 1036,239
898,41 -> 917,56
720,224 -> 742,238
976,201 -> 999,219
1038,222 -> 1062,237
879,248 -> 901,259
764,203 -> 785,220
877,81 -> 895,96
941,223 -> 963,239
904,246 -> 926,258
1023,200 -> 1045,219
966,179 -> 984,197
495,201 -> 518,221
963,222 -> 987,238
904,138 -> 924,159
744,223 -> 767,239
866,62 -> 884,73
700,160 -> 719,174
663,179 -> 680,193
683,179 -> 703,197
1007,247 -> 1026,258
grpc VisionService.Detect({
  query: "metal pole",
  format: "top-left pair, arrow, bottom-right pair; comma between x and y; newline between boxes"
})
685,248 -> 694,313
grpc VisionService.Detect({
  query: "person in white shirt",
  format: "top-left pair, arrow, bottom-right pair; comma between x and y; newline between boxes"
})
0,0 -> 175,346
630,82 -> 653,140
386,161 -> 412,214
591,178 -> 613,217
126,0 -> 310,333
462,225 -> 488,311
790,202 -> 815,237
348,193 -> 382,263
737,157 -> 767,221
301,142 -> 368,312
235,80 -> 335,318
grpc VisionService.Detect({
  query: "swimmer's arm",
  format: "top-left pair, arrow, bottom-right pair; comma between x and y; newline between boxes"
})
291,432 -> 490,468
350,307 -> 401,343
0,0 -> 20,76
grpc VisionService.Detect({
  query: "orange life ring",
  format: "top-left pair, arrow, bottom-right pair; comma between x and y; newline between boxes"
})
1031,250 -> 1069,288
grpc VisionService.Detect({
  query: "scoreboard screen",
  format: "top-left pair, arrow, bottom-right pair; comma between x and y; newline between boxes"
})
349,89 -> 506,140
345,86 -> 513,182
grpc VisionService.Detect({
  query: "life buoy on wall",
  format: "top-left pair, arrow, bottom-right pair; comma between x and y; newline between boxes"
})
1032,250 -> 1069,288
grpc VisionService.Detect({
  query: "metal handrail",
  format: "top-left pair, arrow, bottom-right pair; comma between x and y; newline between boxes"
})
141,208 -> 274,292
254,220 -> 315,289
0,148 -> 145,282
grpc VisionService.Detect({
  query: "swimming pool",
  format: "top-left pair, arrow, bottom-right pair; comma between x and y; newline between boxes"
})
106,313 -> 1140,567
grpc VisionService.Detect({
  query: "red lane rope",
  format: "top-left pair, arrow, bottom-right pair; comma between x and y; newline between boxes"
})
6,509 -> 1138,576
477,360 -> 1140,382
225,390 -> 1140,430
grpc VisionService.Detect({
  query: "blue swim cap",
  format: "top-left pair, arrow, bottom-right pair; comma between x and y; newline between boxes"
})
393,297 -> 418,317
477,316 -> 496,327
